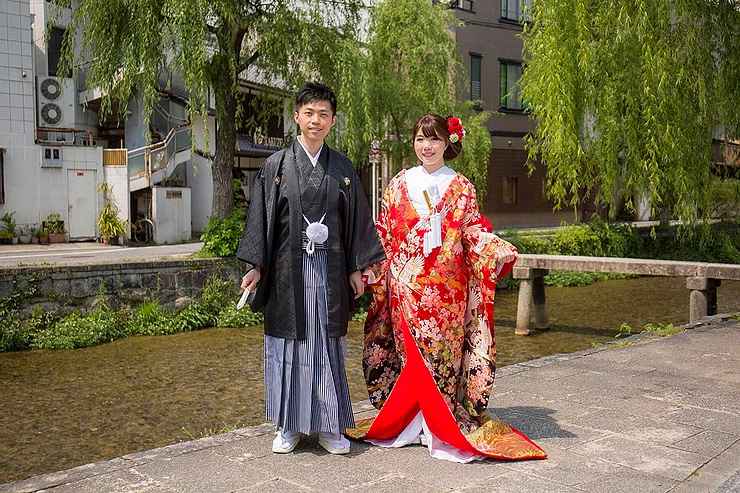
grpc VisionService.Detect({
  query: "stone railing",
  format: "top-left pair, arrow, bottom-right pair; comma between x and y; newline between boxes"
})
513,254 -> 740,335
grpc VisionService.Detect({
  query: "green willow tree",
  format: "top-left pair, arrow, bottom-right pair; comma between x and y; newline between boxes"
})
520,0 -> 740,222
333,0 -> 493,204
57,0 -> 361,219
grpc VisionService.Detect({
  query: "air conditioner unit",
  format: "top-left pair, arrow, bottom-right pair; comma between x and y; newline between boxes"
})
37,77 -> 76,128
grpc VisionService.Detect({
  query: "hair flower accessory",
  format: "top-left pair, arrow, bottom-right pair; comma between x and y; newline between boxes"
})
447,117 -> 465,144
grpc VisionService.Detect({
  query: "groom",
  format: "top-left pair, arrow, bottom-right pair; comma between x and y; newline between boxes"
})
237,82 -> 385,454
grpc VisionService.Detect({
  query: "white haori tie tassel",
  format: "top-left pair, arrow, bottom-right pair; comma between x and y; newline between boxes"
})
304,213 -> 328,255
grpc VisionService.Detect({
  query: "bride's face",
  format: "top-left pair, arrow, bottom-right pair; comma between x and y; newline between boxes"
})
414,130 -> 447,167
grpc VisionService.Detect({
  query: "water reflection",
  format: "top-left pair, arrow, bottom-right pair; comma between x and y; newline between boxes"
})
1,277 -> 738,483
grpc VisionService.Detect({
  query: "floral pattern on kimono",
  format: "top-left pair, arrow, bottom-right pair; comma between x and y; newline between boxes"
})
352,170 -> 546,461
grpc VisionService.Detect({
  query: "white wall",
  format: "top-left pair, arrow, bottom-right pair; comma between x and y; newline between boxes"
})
38,145 -> 103,237
152,186 -> 191,244
0,0 -> 39,227
103,163 -> 130,236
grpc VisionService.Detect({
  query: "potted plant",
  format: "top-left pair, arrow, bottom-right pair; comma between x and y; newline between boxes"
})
43,213 -> 66,243
18,225 -> 33,244
30,227 -> 40,244
38,226 -> 49,245
0,211 -> 17,244
97,183 -> 127,245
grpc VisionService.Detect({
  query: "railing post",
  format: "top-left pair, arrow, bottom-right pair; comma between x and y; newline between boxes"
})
514,267 -> 532,335
532,269 -> 549,330
687,277 -> 721,322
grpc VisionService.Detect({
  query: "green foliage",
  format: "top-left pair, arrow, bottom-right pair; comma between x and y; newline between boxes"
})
43,213 -> 64,234
32,307 -> 128,350
200,208 -> 246,257
217,303 -> 263,328
97,183 -> 127,242
2,274 -> 266,352
56,0 -> 363,219
127,301 -> 177,336
332,0 -> 493,203
642,322 -> 683,337
521,0 -> 740,223
0,210 -> 16,235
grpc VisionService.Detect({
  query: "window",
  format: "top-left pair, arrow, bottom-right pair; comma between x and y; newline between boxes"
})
0,151 -> 4,205
502,177 -> 518,205
450,0 -> 475,11
470,54 -> 482,102
501,0 -> 531,23
47,27 -> 68,77
499,61 -> 523,111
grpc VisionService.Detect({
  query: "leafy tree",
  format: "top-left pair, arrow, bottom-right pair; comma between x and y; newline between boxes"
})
333,0 -> 493,204
57,0 -> 362,219
520,0 -> 740,222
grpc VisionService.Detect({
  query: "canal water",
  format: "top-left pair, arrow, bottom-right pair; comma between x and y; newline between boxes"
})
1,277 -> 739,483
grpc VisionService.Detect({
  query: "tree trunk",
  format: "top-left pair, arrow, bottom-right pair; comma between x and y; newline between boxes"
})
212,81 -> 236,220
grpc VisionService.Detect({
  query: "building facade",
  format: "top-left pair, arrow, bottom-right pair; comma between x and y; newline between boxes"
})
451,0 -> 575,228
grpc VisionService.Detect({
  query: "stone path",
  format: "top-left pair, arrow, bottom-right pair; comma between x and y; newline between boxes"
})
2,316 -> 738,492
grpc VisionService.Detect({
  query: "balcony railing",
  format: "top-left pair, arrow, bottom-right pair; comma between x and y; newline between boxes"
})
128,125 -> 192,178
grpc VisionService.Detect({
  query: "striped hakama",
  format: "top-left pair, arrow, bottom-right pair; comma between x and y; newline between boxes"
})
263,246 -> 355,434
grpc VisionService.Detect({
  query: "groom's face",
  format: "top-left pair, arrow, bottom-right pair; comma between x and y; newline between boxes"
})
294,100 -> 336,144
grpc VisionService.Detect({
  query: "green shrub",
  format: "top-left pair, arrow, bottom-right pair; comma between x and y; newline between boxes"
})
127,301 -> 178,336
201,275 -> 237,314
200,208 -> 246,257
172,302 -> 215,332
217,303 -> 263,328
33,308 -> 128,350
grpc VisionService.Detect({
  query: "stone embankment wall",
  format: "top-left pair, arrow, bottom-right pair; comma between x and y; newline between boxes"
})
0,258 -> 243,313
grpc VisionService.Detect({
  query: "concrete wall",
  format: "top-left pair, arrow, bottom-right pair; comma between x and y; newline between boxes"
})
152,186 -> 191,244
0,0 -> 38,226
38,145 -> 104,237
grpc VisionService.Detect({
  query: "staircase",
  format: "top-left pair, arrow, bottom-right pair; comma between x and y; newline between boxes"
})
128,126 -> 192,192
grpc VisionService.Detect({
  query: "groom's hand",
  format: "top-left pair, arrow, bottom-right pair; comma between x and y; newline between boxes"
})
241,268 -> 261,293
349,270 -> 364,299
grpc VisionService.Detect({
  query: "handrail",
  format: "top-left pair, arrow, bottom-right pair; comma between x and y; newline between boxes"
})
515,254 -> 740,280
128,125 -> 192,183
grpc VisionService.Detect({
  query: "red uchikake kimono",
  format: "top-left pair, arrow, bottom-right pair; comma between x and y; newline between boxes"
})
346,171 -> 546,462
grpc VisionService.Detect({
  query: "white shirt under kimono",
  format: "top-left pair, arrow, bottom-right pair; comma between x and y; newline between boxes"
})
405,165 -> 457,216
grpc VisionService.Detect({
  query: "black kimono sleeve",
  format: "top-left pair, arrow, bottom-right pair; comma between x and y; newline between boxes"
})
237,168 -> 269,272
345,167 -> 386,273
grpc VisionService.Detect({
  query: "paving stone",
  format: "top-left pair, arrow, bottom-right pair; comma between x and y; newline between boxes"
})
355,444 -> 510,491
667,439 -> 740,493
459,470 -> 581,492
340,473 -> 446,493
572,409 -> 703,446
38,469 -> 176,493
574,467 -> 677,493
568,435 -> 706,481
233,477 -> 315,492
664,406 -> 740,435
245,439 -> 388,491
670,430 -> 739,457
500,445 -> 623,487
0,459 -> 131,493
131,448 -> 272,492
489,412 -> 611,450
